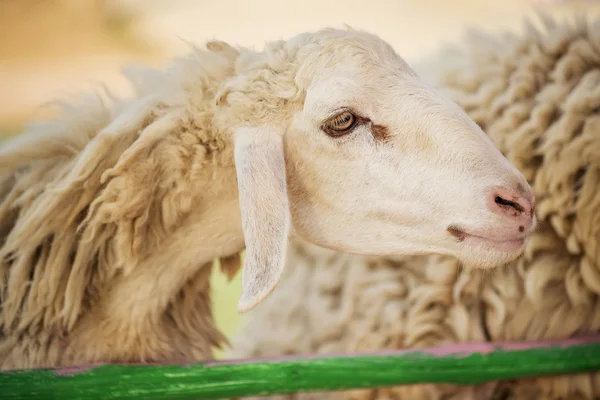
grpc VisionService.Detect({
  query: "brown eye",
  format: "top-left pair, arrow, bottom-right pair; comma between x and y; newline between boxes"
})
322,111 -> 357,137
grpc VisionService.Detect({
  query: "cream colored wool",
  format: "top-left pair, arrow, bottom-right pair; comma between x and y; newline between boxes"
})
0,41 -> 244,369
0,26 -> 534,371
0,32 -> 318,369
228,14 -> 600,400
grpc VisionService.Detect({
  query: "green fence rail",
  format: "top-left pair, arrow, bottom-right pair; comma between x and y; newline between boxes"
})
2,336 -> 600,399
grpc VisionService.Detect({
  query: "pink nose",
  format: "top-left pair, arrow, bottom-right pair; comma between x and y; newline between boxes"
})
487,184 -> 535,231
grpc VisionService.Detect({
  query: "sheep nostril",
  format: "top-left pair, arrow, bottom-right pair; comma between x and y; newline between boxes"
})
495,196 -> 525,213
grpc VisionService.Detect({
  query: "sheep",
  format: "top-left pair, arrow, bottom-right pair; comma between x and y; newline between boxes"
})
0,27 -> 536,370
226,14 -> 600,400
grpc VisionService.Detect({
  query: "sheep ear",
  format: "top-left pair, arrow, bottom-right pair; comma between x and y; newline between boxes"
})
234,126 -> 291,313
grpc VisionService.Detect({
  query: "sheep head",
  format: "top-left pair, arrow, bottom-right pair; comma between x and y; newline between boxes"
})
216,28 -> 536,312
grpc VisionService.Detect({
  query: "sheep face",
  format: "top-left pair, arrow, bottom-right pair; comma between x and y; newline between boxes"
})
231,30 -> 536,312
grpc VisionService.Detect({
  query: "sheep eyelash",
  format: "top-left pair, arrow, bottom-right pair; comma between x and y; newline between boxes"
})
320,108 -> 371,138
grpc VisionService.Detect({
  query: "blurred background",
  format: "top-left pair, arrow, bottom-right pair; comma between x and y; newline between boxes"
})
2,0 -> 600,358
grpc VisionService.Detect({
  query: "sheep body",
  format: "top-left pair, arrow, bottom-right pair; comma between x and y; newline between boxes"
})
0,30 -> 326,369
0,40 -> 247,369
1,26 -> 530,370
228,14 -> 600,400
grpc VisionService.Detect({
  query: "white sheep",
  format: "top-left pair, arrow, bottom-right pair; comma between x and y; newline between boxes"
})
0,27 -> 535,369
227,15 -> 600,400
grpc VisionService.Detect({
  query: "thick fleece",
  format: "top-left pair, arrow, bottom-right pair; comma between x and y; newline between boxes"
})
2,27 -> 515,371
0,31 -> 324,369
228,14 -> 600,400
0,41 -> 245,369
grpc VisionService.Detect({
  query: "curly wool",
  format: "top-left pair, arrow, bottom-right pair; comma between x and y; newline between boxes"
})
228,14 -> 600,400
0,44 -> 239,369
0,31 -> 321,369
0,25 -> 424,370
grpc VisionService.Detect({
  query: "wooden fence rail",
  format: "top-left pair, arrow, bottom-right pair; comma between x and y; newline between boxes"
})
2,336 -> 600,399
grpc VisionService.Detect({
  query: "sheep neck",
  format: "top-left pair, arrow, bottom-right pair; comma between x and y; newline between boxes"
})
87,161 -> 246,339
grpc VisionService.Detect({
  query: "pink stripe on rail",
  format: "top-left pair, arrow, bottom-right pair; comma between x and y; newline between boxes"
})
206,334 -> 600,367
50,334 -> 600,376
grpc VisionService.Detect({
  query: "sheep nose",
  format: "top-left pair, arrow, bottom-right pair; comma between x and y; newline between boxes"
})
486,184 -> 535,230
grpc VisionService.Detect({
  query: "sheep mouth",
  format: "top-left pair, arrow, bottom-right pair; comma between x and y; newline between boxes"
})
447,226 -> 526,252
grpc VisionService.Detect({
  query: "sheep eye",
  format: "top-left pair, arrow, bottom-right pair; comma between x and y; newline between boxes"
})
322,111 -> 357,137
